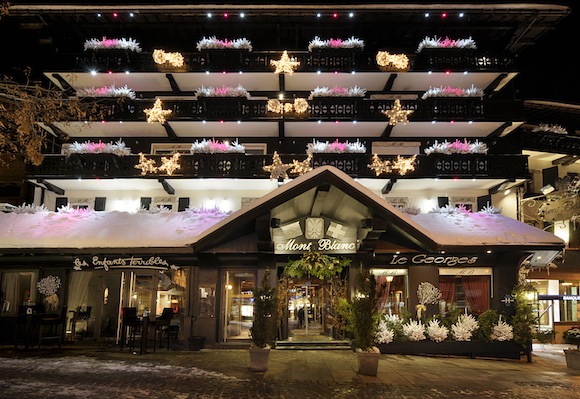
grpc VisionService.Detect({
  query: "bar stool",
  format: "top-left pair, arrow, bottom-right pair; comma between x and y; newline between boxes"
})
120,307 -> 141,351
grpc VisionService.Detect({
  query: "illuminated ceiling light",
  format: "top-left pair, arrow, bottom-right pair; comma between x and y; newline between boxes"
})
237,120 -> 241,124
431,120 -> 436,124
316,13 -> 321,18
468,120 -> 473,124
108,70 -> 113,74
334,71 -> 338,74
445,70 -> 450,74
90,70 -> 97,76
144,98 -> 172,124
129,13 -> 134,17
316,71 -> 321,75
459,13 -> 465,18
97,13 -> 102,17
222,71 -> 226,74
428,70 -> 432,74
333,13 -> 338,18
463,71 -> 468,74
317,120 -> 321,124
352,120 -> 357,124
278,93 -> 284,100
113,12 -> 118,18
207,12 -> 212,18
335,120 -> 339,124
351,71 -> 356,74
125,70 -> 130,74
349,12 -> 354,18
239,71 -> 243,74
382,99 -> 414,125
442,12 -> 447,18
202,120 -> 206,123
205,71 -> 210,74
424,13 -> 430,17
224,13 -> 228,18
271,50 -> 301,74
240,13 -> 245,18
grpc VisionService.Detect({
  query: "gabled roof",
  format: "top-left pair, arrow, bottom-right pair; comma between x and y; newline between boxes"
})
193,165 -> 565,254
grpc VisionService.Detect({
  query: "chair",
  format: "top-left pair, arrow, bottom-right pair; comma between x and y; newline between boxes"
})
154,308 -> 174,351
14,304 -> 44,350
38,306 -> 68,348
120,307 -> 141,351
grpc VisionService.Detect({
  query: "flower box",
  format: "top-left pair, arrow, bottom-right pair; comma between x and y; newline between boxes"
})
564,349 -> 580,370
377,340 -> 526,361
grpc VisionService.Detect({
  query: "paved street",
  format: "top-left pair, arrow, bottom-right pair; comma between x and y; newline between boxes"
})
0,343 -> 579,398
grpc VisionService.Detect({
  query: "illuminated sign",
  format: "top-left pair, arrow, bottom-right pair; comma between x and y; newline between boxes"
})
275,238 -> 357,254
73,256 -> 179,271
388,254 -> 479,267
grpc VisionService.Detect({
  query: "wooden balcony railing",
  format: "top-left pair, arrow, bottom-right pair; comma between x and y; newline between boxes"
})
26,153 -> 529,180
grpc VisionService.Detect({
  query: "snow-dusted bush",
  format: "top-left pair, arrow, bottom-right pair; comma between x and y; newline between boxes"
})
451,314 -> 479,341
426,319 -> 449,342
402,320 -> 426,342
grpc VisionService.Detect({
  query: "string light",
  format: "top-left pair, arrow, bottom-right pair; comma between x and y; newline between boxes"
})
267,99 -> 283,113
263,151 -> 293,179
144,98 -> 172,124
158,153 -> 181,176
293,98 -> 308,114
135,153 -> 158,175
375,52 -> 409,71
382,99 -> 413,125
152,49 -> 185,67
368,154 -> 417,176
271,50 -> 301,74
267,98 -> 309,114
290,154 -> 313,175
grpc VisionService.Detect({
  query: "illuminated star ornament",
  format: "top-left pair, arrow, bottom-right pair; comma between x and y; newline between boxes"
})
144,98 -> 172,124
152,49 -> 185,67
263,151 -> 293,179
290,154 -> 313,175
135,153 -> 158,175
368,154 -> 417,176
271,50 -> 301,75
382,99 -> 413,126
158,153 -> 181,176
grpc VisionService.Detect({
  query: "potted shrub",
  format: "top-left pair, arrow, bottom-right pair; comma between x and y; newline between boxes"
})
339,271 -> 382,376
563,327 -> 580,370
249,270 -> 277,372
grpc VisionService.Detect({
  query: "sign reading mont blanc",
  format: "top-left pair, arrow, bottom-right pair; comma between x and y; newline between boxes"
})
387,254 -> 480,267
273,217 -> 358,254
73,256 -> 179,271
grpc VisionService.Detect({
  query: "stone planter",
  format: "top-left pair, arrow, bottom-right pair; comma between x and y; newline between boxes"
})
357,351 -> 381,376
249,348 -> 270,372
564,349 -> 580,370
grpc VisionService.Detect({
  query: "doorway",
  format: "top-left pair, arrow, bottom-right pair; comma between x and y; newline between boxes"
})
221,270 -> 256,341
287,279 -> 335,341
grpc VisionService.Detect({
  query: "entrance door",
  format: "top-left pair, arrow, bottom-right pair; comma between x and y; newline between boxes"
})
287,279 -> 334,341
221,270 -> 256,341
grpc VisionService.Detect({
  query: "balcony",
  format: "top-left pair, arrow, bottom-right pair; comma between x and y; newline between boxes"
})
26,153 -> 529,180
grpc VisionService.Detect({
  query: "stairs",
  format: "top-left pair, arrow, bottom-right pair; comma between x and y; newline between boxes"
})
275,340 -> 352,350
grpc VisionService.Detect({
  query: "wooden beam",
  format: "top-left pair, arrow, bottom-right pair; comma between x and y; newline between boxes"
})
165,73 -> 181,94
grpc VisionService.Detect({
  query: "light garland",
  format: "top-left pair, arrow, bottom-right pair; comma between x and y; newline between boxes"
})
263,151 -> 293,179
421,84 -> 484,100
382,99 -> 413,125
308,36 -> 364,51
84,37 -> 142,52
144,98 -> 172,124
196,36 -> 252,51
424,139 -> 488,155
310,85 -> 366,98
376,51 -> 410,71
196,85 -> 250,98
65,139 -> 131,156
190,139 -> 245,154
307,139 -> 366,154
417,36 -> 477,52
271,50 -> 300,74
532,123 -> 568,134
290,154 -> 313,175
368,154 -> 417,176
76,84 -> 136,99
267,98 -> 309,114
152,49 -> 185,67
158,153 -> 181,176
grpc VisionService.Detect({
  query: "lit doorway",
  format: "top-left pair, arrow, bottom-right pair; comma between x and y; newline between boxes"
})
221,270 -> 256,341
287,279 -> 335,341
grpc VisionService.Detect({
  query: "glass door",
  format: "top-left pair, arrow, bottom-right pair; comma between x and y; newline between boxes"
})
221,270 -> 255,341
287,279 -> 334,341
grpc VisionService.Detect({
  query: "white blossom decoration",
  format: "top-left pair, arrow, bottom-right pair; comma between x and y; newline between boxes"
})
196,36 -> 252,51
64,139 -> 131,157
37,275 -> 61,296
76,84 -> 136,99
196,85 -> 250,98
421,84 -> 484,100
14,203 -> 50,214
309,85 -> 366,98
416,281 -> 441,319
402,320 -> 426,342
426,319 -> 449,342
84,37 -> 142,52
424,139 -> 488,155
491,319 -> 514,341
308,36 -> 364,51
307,139 -> 366,154
417,36 -> 477,52
375,320 -> 395,344
532,123 -> 568,134
451,313 -> 479,341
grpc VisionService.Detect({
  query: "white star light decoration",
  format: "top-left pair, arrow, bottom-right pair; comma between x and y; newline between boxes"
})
135,153 -> 158,175
144,98 -> 172,124
290,153 -> 313,175
368,154 -> 417,176
382,99 -> 414,126
271,50 -> 300,74
158,153 -> 181,176
263,151 -> 293,179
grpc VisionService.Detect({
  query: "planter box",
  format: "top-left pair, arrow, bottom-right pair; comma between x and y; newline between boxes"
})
564,349 -> 580,370
378,340 -> 526,360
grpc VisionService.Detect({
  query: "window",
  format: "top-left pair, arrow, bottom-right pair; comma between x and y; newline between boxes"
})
371,268 -> 408,317
439,268 -> 492,316
1,271 -> 39,316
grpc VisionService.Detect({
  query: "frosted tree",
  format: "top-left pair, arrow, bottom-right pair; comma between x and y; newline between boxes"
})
416,282 -> 441,319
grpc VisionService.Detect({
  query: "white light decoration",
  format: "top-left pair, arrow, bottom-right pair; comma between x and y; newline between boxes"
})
293,98 -> 309,114
271,50 -> 301,74
267,98 -> 308,114
382,99 -> 413,125
368,154 -> 417,176
158,153 -> 181,176
135,153 -> 158,175
267,99 -> 283,113
263,151 -> 293,179
152,49 -> 185,67
290,153 -> 313,175
375,51 -> 410,71
144,98 -> 172,124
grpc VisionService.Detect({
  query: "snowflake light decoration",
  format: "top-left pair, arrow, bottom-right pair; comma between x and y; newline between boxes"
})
271,50 -> 300,74
144,98 -> 172,124
290,154 -> 313,175
368,154 -> 416,176
135,153 -> 158,175
263,151 -> 293,179
382,99 -> 413,125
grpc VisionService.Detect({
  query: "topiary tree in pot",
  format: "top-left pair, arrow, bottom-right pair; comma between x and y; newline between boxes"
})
249,269 -> 277,371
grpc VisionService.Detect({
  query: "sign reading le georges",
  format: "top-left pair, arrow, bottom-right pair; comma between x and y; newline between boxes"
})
388,254 -> 479,267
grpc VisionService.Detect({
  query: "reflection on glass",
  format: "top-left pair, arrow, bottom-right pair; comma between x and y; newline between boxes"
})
222,271 -> 255,341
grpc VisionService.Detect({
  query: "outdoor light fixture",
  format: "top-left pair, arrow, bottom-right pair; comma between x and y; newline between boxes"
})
540,184 -> 555,195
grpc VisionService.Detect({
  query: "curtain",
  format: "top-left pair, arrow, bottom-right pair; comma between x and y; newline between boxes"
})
67,271 -> 93,327
463,276 -> 490,315
438,276 -> 456,304
1,272 -> 20,316
375,276 -> 390,309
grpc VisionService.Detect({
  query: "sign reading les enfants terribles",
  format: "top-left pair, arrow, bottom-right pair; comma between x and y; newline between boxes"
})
73,256 -> 178,271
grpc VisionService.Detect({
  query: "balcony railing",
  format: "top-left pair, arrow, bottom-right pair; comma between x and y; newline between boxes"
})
522,132 -> 580,156
83,97 -> 522,122
51,48 -> 517,73
26,153 -> 529,180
